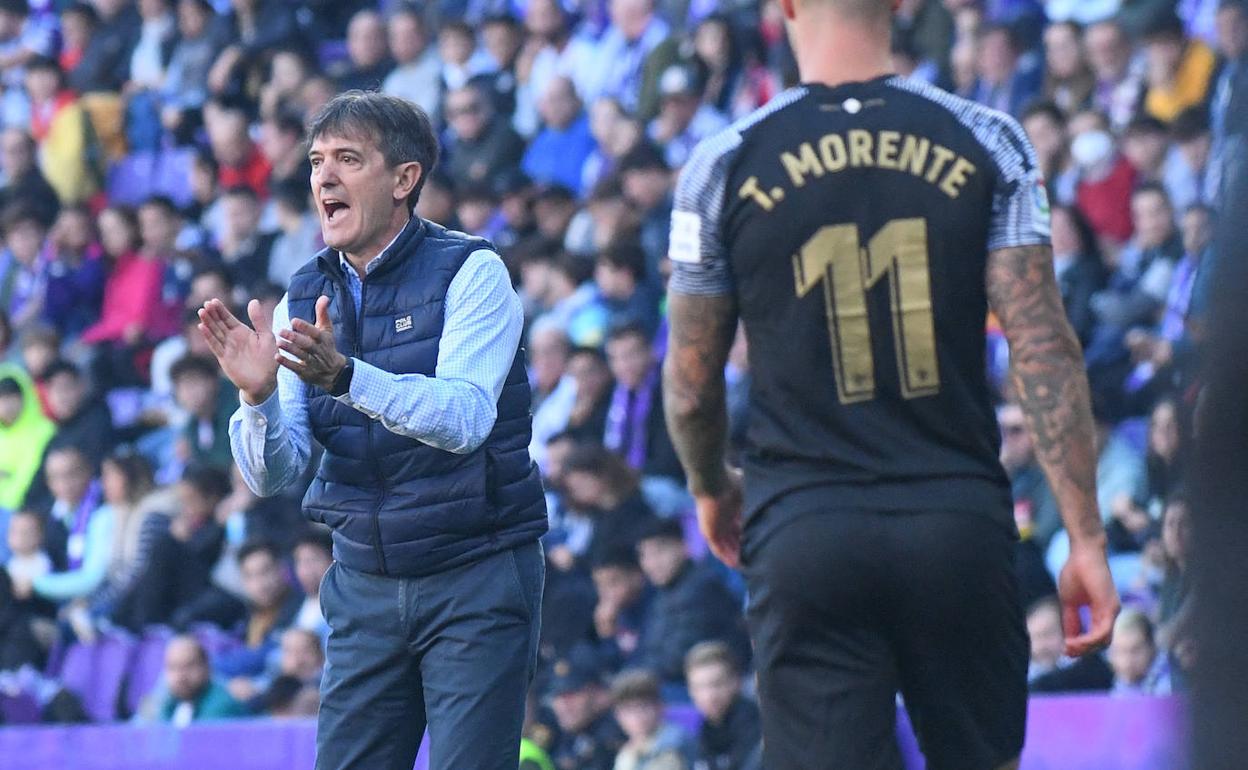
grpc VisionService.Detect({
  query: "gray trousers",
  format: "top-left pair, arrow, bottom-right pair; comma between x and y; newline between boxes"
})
315,541 -> 545,770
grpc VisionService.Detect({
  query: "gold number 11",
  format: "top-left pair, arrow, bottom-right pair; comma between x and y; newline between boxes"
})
792,217 -> 941,404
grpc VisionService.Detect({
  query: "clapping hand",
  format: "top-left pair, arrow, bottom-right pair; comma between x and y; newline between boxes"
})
198,298 -> 279,405
275,296 -> 348,392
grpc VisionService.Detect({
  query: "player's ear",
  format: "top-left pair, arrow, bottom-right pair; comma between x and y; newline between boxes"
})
777,0 -> 797,20
394,161 -> 422,204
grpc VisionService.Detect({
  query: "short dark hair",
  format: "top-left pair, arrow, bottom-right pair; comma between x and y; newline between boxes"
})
294,526 -> 333,558
637,516 -> 685,544
222,184 -> 259,203
1021,100 -> 1066,128
180,462 -> 232,500
61,2 -> 98,25
616,142 -> 669,175
170,354 -> 219,383
1142,13 -> 1186,42
598,240 -> 646,282
191,264 -> 233,291
306,90 -> 440,210
606,321 -> 651,347
1,204 -> 45,236
237,537 -> 282,567
1172,107 -> 1211,142
0,0 -> 30,19
610,668 -> 662,705
0,376 -> 23,398
1133,181 -> 1172,206
267,109 -> 305,140
272,178 -> 311,214
42,359 -> 82,382
1124,115 -> 1168,138
591,544 -> 640,572
140,194 -> 180,218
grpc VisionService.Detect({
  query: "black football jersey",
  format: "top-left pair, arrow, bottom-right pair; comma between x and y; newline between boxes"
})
668,75 -> 1052,521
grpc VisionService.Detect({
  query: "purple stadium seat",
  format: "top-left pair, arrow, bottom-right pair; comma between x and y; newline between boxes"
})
664,704 -> 701,736
681,512 -> 708,560
106,151 -> 158,206
0,691 -> 41,725
190,623 -> 244,665
126,628 -> 174,716
153,147 -> 197,208
59,632 -> 137,723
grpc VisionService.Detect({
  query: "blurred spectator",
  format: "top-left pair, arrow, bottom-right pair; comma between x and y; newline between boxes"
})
1086,19 -> 1145,130
1123,115 -> 1171,185
1072,111 -> 1137,249
18,324 -> 56,403
594,243 -> 662,339
121,0 -> 176,152
692,13 -> 774,120
43,205 -> 106,337
562,443 -> 660,566
258,110 -> 310,195
636,518 -> 747,688
1088,184 -> 1182,379
530,317 -> 571,408
26,56 -> 96,205
444,81 -> 527,191
437,20 -> 491,93
170,354 -> 234,470
610,668 -> 690,770
0,558 -> 48,670
586,0 -> 680,120
564,345 -> 614,443
998,402 -> 1061,548
57,3 -> 95,77
1043,20 -> 1095,113
266,180 -> 321,287
972,23 -> 1042,116
42,358 -> 114,469
1142,398 -> 1185,515
255,627 -> 323,716
206,0 -> 299,100
523,76 -> 596,195
1164,106 -> 1214,209
0,204 -> 51,333
649,63 -> 728,169
615,143 -> 673,273
0,0 -> 54,125
548,647 -> 626,770
67,0 -> 138,94
1142,14 -> 1216,123
0,127 -> 59,228
112,463 -> 228,630
1050,204 -> 1107,346
1109,608 -> 1171,695
479,14 -> 524,117
216,539 -> 302,698
5,508 -> 51,586
291,527 -> 331,637
382,6 -> 441,120
35,445 -> 105,570
147,635 -> 245,725
158,0 -> 219,140
217,185 -> 276,288
1026,595 -> 1114,692
0,367 -> 54,510
685,641 -> 760,770
592,546 -> 654,672
336,10 -> 392,92
87,448 -> 156,618
255,45 -> 311,122
521,0 -> 598,120
205,97 -> 271,199
604,324 -> 681,485
1210,0 -> 1247,161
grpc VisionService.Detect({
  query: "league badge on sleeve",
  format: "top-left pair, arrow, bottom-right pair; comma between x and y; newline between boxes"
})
669,210 -> 703,263
1031,177 -> 1051,238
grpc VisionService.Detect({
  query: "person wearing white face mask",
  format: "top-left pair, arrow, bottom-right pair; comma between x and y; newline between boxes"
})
1071,116 -> 1138,253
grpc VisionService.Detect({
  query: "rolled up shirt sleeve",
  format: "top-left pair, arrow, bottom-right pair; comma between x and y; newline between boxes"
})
333,249 -> 524,455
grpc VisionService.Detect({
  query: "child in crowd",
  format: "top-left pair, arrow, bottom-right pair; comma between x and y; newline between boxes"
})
1109,609 -> 1171,695
611,668 -> 690,770
6,508 -> 51,585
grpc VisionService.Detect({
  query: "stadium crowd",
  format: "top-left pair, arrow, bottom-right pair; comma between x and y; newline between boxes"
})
0,0 -> 1230,765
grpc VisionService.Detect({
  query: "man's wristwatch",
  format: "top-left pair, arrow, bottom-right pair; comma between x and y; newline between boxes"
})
329,358 -> 354,397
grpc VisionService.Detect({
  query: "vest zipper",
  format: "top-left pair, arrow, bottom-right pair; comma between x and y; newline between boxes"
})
339,273 -> 389,576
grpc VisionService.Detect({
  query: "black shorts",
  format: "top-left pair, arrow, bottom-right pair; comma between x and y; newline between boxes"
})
742,490 -> 1028,770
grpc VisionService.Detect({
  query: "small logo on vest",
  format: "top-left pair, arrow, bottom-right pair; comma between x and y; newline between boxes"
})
395,315 -> 413,332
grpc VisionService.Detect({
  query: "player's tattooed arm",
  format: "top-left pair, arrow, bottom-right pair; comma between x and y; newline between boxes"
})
662,291 -> 739,496
986,243 -> 1105,546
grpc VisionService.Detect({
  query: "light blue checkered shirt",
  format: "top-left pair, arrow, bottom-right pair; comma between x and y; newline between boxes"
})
228,237 -> 524,498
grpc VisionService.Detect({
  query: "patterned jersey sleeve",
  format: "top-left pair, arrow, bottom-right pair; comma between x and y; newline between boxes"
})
667,128 -> 742,296
986,113 -> 1052,252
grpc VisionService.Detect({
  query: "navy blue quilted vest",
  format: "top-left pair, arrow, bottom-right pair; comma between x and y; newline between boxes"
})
286,217 -> 547,576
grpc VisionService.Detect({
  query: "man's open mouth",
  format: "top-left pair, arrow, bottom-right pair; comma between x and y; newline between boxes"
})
324,199 -> 349,220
